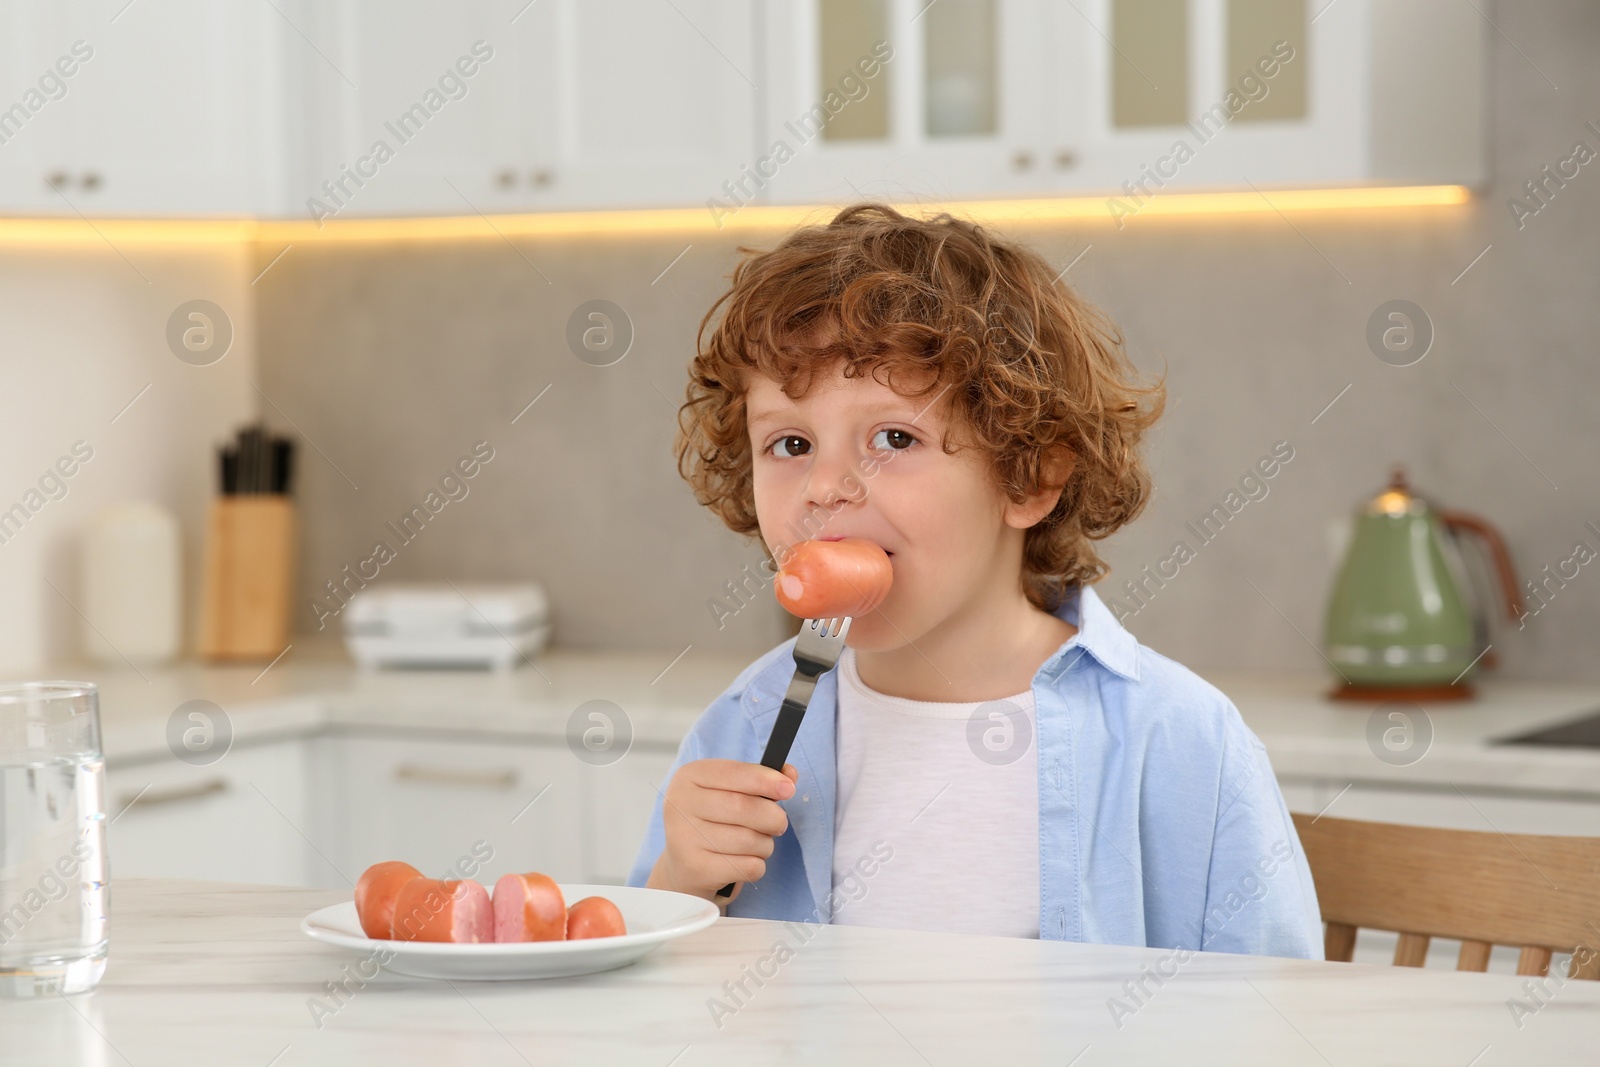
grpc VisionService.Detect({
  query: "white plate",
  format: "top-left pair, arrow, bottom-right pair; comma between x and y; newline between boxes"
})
300,883 -> 719,980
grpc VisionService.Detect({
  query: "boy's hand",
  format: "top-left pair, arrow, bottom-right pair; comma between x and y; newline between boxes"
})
646,759 -> 799,906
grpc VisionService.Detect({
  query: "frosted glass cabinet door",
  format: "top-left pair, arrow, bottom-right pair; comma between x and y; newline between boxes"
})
757,0 -> 1047,207
1037,0 -> 1369,199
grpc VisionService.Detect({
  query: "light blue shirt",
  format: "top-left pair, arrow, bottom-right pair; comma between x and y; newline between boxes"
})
627,582 -> 1325,959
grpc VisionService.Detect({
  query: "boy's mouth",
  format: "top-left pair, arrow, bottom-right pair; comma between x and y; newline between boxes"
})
818,534 -> 893,556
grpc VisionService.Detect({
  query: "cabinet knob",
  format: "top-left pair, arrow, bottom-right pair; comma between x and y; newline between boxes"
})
1053,150 -> 1077,170
45,170 -> 69,189
1011,150 -> 1035,172
494,168 -> 517,189
530,169 -> 554,188
81,171 -> 103,191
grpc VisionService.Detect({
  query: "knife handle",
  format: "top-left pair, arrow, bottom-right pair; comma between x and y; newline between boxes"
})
716,692 -> 809,898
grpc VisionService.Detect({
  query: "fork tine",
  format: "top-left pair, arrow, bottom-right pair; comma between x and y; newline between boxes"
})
797,616 -> 850,664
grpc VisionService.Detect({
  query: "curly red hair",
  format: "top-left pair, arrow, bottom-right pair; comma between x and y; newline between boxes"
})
675,202 -> 1166,613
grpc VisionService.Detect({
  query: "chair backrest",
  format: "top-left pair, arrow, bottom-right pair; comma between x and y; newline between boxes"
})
1290,812 -> 1600,979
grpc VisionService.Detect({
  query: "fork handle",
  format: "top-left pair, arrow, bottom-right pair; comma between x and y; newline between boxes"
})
716,690 -> 811,898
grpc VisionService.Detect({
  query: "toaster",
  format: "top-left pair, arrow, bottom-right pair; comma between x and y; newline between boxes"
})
342,582 -> 551,670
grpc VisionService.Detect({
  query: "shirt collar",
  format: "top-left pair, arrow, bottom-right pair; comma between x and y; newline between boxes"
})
1041,583 -> 1142,682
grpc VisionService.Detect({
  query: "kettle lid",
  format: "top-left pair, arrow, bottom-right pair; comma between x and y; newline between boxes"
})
1366,464 -> 1431,517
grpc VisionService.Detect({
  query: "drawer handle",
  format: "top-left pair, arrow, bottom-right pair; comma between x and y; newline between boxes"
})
394,764 -> 518,789
117,778 -> 229,811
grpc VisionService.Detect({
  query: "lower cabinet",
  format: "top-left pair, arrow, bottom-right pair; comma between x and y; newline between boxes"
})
580,746 -> 678,886
104,728 -> 685,891
320,730 -> 587,889
104,737 -> 320,887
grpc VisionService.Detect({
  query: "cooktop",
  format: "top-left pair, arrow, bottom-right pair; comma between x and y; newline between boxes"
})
1493,708 -> 1600,748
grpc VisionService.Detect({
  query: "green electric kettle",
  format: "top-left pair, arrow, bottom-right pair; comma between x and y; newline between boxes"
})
1322,466 -> 1523,699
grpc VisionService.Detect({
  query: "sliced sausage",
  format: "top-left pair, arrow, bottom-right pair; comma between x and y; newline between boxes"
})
354,860 -> 422,940
390,877 -> 493,943
492,872 -> 568,942
566,895 -> 627,939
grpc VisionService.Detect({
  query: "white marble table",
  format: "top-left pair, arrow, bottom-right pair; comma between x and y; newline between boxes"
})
6,879 -> 1596,1065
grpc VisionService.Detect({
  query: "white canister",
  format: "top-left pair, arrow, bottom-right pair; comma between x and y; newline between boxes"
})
81,501 -> 182,664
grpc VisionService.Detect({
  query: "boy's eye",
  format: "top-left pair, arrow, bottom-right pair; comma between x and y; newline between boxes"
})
768,435 -> 811,458
872,428 -> 917,451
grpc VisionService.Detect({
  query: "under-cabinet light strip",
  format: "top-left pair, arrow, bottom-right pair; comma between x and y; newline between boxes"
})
0,186 -> 1471,244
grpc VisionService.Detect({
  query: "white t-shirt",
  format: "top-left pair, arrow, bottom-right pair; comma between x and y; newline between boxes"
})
830,646 -> 1040,938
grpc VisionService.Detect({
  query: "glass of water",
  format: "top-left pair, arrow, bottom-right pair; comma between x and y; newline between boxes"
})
0,681 -> 109,997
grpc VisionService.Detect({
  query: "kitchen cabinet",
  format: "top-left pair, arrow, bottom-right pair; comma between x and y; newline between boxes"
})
1039,0 -> 1486,198
291,0 -> 759,219
105,738 -> 322,886
286,0 -> 532,220
1032,0 -> 1361,194
534,0 -> 760,210
757,0 -> 1047,205
757,0 -> 1486,210
581,746 -> 678,885
320,730 -> 587,888
0,0 -> 1486,220
103,726 -> 676,890
0,0 -> 286,216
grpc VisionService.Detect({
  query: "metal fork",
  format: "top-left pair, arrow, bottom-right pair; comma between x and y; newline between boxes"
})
715,615 -> 852,899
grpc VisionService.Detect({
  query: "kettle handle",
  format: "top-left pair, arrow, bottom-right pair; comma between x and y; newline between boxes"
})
1435,509 -> 1524,622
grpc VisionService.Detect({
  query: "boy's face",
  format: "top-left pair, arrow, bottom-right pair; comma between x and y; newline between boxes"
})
745,361 -> 1039,652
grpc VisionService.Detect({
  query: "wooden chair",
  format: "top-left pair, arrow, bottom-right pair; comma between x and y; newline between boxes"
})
1291,812 -> 1600,980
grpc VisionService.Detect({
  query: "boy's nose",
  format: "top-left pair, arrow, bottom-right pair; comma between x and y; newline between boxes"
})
803,451 -> 863,511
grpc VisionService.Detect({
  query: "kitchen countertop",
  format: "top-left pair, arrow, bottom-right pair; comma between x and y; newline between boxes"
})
6,878 -> 1595,1065
17,638 -> 1600,797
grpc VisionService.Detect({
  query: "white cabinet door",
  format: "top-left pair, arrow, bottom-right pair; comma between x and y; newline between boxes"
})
760,0 -> 1044,206
29,0 -> 284,215
0,8 -> 76,212
580,746 -> 678,885
293,0 -> 757,218
289,0 -> 534,220
535,0 -> 759,210
104,740 -> 320,887
330,732 -> 586,887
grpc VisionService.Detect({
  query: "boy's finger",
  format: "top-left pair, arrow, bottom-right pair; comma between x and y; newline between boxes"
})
702,759 -> 795,799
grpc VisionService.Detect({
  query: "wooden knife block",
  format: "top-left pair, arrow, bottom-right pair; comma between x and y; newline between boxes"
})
198,496 -> 296,661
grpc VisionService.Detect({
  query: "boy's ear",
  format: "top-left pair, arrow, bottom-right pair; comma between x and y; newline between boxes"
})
1003,448 -> 1075,530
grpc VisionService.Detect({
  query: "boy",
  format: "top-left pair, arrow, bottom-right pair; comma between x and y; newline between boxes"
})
627,203 -> 1323,958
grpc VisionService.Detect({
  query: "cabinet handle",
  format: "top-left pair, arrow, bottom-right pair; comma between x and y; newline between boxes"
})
117,778 -> 229,811
394,764 -> 518,789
